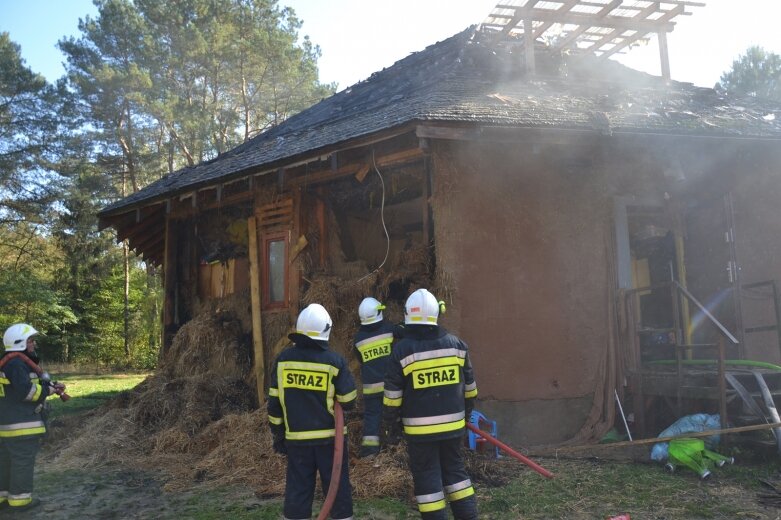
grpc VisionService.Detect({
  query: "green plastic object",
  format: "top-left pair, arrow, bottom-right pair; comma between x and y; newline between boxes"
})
667,438 -> 733,479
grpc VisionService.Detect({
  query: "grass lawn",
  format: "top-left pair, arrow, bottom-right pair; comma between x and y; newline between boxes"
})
45,370 -> 149,417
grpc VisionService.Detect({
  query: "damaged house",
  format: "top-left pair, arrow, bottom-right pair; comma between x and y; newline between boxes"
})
99,1 -> 781,447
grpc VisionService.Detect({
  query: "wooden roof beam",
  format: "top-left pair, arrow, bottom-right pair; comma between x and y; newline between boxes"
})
129,231 -> 164,258
598,3 -> 683,62
499,0 -> 540,36
532,0 -> 580,40
552,0 -> 622,50
98,201 -> 164,232
586,1 -> 663,52
287,147 -> 424,188
117,211 -> 164,243
496,4 -> 675,32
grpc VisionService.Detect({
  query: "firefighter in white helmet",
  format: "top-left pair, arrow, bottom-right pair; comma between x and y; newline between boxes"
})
267,304 -> 357,520
0,323 -> 64,513
352,297 -> 396,457
382,289 -> 478,520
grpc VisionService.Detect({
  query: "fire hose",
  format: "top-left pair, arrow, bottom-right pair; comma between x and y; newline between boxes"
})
0,351 -> 70,401
466,423 -> 554,479
316,400 -> 344,520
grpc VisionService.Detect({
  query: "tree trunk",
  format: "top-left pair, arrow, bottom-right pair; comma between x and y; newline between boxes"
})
123,240 -> 130,360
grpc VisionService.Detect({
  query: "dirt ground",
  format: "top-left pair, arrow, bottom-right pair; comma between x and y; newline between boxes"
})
10,442 -> 780,520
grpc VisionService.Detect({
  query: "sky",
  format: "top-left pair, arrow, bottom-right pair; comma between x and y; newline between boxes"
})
1,0 -> 781,90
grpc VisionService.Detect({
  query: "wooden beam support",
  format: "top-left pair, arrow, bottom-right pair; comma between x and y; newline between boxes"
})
496,5 -> 676,32
129,232 -> 164,257
500,0 -> 539,36
290,187 -> 302,320
162,216 -> 179,355
524,14 -> 536,75
247,216 -> 265,406
599,3 -> 683,60
118,212 -> 164,243
553,0 -> 622,50
316,187 -> 327,267
289,234 -> 309,264
355,162 -> 371,183
287,147 -> 424,188
658,30 -> 671,80
532,0 -> 579,39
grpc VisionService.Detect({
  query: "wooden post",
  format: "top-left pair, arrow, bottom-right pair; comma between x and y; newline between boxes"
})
162,216 -> 178,354
290,188 -> 302,320
718,336 -> 727,430
422,157 -> 431,247
248,216 -> 265,405
525,15 -> 536,75
316,188 -> 327,267
658,31 -> 671,81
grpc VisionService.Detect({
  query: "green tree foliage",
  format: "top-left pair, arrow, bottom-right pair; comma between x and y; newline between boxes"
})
3,1 -> 333,368
0,34 -> 78,356
75,259 -> 160,368
0,223 -> 77,342
0,33 -> 73,223
60,0 -> 334,175
718,46 -> 781,100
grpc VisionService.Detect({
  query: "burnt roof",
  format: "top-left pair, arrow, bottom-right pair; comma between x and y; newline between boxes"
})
100,26 -> 781,217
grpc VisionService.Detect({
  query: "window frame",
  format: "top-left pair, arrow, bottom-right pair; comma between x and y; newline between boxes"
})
262,230 -> 289,309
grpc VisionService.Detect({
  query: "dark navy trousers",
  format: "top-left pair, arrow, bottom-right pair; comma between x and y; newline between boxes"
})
283,440 -> 353,520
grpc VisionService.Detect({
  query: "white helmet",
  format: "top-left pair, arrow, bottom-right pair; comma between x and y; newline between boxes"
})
294,304 -> 333,341
404,289 -> 445,325
359,297 -> 385,325
3,323 -> 38,352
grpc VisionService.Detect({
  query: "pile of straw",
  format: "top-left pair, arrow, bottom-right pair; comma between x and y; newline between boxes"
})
45,193 -> 475,501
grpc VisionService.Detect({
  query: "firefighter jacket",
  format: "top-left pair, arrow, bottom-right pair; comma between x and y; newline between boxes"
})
0,354 -> 50,439
383,325 -> 478,442
352,319 -> 396,397
268,338 -> 357,445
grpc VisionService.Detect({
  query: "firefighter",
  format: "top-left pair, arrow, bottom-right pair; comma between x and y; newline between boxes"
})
267,303 -> 357,520
353,297 -> 396,457
382,289 -> 478,520
0,323 -> 64,512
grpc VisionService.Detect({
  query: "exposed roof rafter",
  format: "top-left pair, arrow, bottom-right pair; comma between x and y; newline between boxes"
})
481,0 -> 705,79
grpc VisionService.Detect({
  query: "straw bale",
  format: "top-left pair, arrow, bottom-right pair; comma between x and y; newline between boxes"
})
152,428 -> 191,454
262,311 -> 292,360
194,290 -> 253,335
49,408 -> 140,469
164,410 -> 287,495
302,275 -> 340,315
351,444 -> 412,500
397,245 -> 431,277
382,300 -> 405,325
161,312 -> 250,380
128,373 -> 254,435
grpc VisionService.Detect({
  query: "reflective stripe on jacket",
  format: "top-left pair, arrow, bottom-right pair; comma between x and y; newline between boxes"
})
353,319 -> 396,395
267,341 -> 356,445
0,356 -> 48,438
383,326 -> 477,442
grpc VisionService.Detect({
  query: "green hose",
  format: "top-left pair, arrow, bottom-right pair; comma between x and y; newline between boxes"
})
648,359 -> 781,372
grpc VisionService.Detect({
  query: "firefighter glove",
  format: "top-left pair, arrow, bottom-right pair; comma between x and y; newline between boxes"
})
380,417 -> 402,447
465,397 -> 475,420
272,433 -> 287,455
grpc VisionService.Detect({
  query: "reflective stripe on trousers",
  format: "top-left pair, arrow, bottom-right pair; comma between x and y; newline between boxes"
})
407,437 -> 478,520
